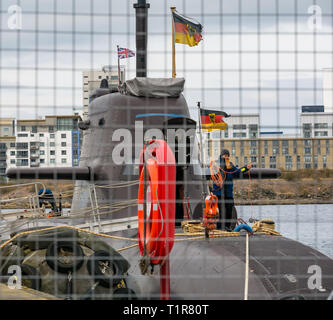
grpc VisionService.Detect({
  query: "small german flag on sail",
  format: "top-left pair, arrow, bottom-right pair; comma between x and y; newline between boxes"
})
172,11 -> 203,47
200,109 -> 230,132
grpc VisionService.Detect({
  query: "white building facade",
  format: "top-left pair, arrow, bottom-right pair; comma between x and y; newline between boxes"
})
323,68 -> 333,113
82,66 -> 125,119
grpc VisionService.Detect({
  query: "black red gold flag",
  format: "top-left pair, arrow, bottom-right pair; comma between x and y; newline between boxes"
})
200,109 -> 230,132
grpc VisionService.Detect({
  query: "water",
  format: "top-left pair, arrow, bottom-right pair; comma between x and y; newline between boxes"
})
1,205 -> 333,258
236,204 -> 333,258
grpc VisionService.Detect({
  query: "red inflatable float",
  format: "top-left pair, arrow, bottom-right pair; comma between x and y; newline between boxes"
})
138,140 -> 176,265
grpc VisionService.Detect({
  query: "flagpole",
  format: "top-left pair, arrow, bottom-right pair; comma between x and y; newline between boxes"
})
117,45 -> 121,89
170,6 -> 176,78
197,101 -> 209,238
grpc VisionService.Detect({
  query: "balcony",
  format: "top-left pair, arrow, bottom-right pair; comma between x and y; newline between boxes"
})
30,162 -> 40,167
30,144 -> 40,150
30,152 -> 39,158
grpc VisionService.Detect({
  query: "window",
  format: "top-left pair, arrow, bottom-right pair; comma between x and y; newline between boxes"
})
50,159 -> 55,164
21,126 -> 26,131
32,126 -> 37,133
244,156 -> 248,164
315,131 -> 328,137
10,151 -> 15,156
317,140 -> 321,155
233,124 -> 246,130
61,150 -> 66,155
314,155 -> 318,169
261,156 -> 265,168
40,159 -> 45,164
40,150 -> 45,155
285,156 -> 292,170
49,126 -> 54,133
314,123 -> 328,129
264,140 -> 268,155
50,142 -> 55,147
233,132 -> 246,138
323,155 -> 327,168
16,143 -> 28,149
18,133 -> 28,137
282,141 -> 289,155
10,143 -> 15,148
61,142 -> 66,147
40,142 -> 45,147
297,155 -> 301,170
17,151 -> 28,157
304,156 -> 312,162
57,118 -> 78,130
269,156 -> 276,168
304,147 -> 311,154
293,140 -> 297,155
272,141 -> 280,155
250,148 -> 257,155
50,150 -> 55,155
235,156 -> 239,166
250,141 -> 257,147
250,156 -> 257,164
61,133 -> 66,139
61,159 -> 67,163
39,133 -> 44,137
326,140 -> 330,154
224,130 -> 228,138
50,134 -> 55,139
304,140 -> 311,146
4,127 -> 9,131
16,159 -> 28,166
10,159 -> 15,164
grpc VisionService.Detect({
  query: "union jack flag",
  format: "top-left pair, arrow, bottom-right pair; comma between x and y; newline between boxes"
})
117,47 -> 135,59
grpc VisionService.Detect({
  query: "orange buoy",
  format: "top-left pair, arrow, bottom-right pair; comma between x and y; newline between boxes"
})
138,140 -> 176,265
203,193 -> 219,230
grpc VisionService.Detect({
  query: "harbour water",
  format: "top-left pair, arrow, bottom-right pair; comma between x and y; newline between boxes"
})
237,204 -> 333,258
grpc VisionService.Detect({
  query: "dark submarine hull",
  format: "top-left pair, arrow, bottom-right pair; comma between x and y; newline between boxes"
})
97,227 -> 333,300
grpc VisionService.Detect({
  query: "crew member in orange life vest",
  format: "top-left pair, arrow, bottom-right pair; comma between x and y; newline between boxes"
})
211,149 -> 252,231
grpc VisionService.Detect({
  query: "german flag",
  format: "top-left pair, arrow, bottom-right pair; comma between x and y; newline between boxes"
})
200,109 -> 230,132
172,11 -> 203,47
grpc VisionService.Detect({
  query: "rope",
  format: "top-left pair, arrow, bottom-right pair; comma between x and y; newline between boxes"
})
244,232 -> 249,300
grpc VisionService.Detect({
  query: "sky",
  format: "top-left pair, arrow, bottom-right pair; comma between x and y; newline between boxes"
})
0,0 -> 332,134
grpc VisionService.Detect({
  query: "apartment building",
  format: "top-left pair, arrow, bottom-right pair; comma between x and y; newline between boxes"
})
209,137 -> 333,170
14,115 -> 81,168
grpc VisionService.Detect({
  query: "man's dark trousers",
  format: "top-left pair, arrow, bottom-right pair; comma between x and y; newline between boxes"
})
217,195 -> 234,230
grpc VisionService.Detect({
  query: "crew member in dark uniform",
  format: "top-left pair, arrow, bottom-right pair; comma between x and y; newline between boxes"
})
212,149 -> 252,231
38,188 -> 58,215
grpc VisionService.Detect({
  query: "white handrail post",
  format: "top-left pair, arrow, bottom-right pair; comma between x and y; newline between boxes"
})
88,185 -> 97,231
93,185 -> 102,232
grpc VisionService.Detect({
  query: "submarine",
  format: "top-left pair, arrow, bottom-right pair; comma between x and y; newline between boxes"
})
3,0 -> 333,300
